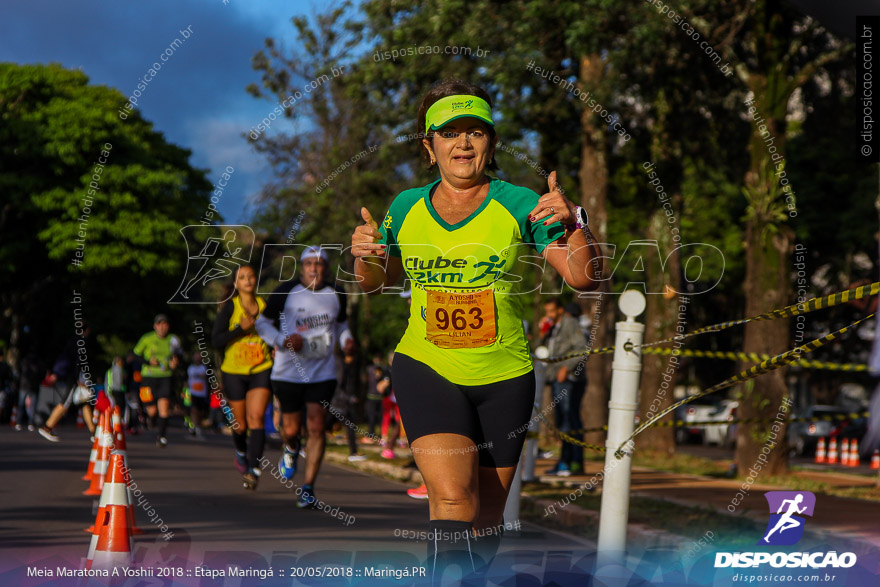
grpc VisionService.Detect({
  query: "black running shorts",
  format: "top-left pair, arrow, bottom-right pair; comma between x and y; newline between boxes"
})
141,377 -> 172,403
222,370 -> 272,402
272,379 -> 336,413
391,353 -> 536,468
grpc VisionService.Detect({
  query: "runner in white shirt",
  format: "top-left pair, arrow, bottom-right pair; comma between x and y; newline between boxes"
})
255,246 -> 355,508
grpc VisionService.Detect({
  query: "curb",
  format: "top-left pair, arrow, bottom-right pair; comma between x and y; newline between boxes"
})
325,449 -> 424,484
324,447 -> 692,550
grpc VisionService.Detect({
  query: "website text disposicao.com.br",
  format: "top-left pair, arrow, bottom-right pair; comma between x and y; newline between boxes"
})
373,44 -> 490,62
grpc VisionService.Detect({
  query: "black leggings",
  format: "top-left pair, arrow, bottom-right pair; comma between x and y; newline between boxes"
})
391,353 -> 535,468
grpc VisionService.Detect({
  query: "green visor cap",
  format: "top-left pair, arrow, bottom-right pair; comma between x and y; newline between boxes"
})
425,95 -> 494,134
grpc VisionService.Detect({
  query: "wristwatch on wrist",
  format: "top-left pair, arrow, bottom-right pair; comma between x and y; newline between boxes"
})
564,206 -> 589,230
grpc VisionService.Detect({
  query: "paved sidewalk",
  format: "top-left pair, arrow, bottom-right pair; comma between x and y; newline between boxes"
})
331,441 -> 880,552
531,457 -> 880,549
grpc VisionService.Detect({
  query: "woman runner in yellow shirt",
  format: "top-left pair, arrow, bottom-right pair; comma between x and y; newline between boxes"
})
351,80 -> 602,583
212,265 -> 274,490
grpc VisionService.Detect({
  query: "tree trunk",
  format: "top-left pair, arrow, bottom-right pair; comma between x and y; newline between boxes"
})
638,212 -> 681,455
578,53 -> 612,448
735,72 -> 793,476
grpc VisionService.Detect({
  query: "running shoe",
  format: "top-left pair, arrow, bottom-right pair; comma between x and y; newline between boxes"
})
297,485 -> 317,509
406,483 -> 429,500
347,454 -> 368,462
243,467 -> 260,490
38,426 -> 60,442
14,424 -> 22,431
234,451 -> 248,474
380,449 -> 395,460
27,425 -> 35,432
360,437 -> 376,445
279,447 -> 298,480
544,463 -> 571,476
156,436 -> 168,448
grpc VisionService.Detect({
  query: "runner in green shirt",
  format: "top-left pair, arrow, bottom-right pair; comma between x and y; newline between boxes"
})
351,80 -> 602,583
133,314 -> 182,447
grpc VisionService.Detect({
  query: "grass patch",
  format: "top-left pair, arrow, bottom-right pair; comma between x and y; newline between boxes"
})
631,450 -> 729,477
522,485 -> 764,550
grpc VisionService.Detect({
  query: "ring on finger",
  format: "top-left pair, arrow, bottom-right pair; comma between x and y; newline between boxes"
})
550,207 -> 555,214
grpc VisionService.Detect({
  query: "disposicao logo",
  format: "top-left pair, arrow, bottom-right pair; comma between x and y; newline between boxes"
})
760,491 -> 815,546
714,491 -> 857,570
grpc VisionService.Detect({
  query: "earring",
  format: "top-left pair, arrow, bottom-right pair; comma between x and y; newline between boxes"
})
430,156 -> 436,165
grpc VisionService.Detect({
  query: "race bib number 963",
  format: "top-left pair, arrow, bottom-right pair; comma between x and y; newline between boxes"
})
425,288 -> 496,349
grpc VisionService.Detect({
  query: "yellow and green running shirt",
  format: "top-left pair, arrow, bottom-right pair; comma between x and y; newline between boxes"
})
379,177 -> 564,385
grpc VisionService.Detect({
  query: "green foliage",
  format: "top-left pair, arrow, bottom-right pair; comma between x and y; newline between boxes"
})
0,62 -> 214,361
244,1 -> 875,405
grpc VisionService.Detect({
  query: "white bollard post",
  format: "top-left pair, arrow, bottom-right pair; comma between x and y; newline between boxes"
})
505,358 -> 546,527
503,457 -> 524,533
522,358 -> 546,483
597,290 -> 646,567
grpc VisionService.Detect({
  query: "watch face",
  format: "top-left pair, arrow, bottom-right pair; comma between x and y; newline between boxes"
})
577,207 -> 589,227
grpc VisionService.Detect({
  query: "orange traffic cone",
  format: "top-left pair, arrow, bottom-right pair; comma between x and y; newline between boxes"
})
841,439 -> 850,466
110,412 -> 143,535
849,439 -> 860,467
76,410 -> 85,429
111,407 -> 128,464
86,453 -> 133,570
9,405 -> 17,427
84,421 -> 113,496
827,438 -> 838,464
871,450 -> 879,470
83,411 -> 106,481
815,438 -> 826,464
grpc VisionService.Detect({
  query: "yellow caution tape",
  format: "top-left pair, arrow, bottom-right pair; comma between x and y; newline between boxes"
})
535,282 -> 879,364
568,411 -> 870,435
640,347 -> 867,372
612,313 -> 874,458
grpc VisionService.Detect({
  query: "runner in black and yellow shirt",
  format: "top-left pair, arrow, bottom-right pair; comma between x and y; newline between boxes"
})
351,80 -> 602,583
212,265 -> 273,490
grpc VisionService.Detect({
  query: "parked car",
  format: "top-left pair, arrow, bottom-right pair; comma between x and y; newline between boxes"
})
674,402 -> 717,444
787,405 -> 860,456
702,400 -> 739,448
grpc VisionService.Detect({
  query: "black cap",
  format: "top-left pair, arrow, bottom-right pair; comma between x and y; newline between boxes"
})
154,313 -> 169,324
564,302 -> 582,317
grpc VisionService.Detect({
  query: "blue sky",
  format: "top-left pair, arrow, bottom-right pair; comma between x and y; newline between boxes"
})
1,0 -> 321,223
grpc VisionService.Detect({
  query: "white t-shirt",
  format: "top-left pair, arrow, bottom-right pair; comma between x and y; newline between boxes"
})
187,363 -> 208,398
255,279 -> 353,384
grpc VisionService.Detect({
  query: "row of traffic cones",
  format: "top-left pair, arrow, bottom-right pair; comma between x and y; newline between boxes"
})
82,407 -> 141,570
815,437 -> 879,469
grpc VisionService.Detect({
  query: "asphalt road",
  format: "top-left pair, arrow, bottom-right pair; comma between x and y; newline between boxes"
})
0,423 -> 599,587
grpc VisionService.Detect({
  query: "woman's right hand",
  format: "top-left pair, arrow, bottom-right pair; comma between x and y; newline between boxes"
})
283,334 -> 303,353
351,207 -> 387,258
239,313 -> 255,331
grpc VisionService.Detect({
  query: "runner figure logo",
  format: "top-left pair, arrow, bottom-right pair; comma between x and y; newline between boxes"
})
759,491 -> 816,546
168,225 -> 255,304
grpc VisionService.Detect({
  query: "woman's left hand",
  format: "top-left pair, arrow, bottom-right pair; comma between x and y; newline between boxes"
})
529,171 -> 575,226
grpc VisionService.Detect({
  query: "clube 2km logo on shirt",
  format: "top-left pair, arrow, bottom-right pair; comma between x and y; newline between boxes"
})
715,491 -> 857,570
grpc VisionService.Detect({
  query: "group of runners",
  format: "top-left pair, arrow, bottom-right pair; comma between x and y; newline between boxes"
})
5,79 -> 601,585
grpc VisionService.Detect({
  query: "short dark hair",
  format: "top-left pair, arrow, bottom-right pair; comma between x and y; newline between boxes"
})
416,79 -> 498,171
544,298 -> 564,309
